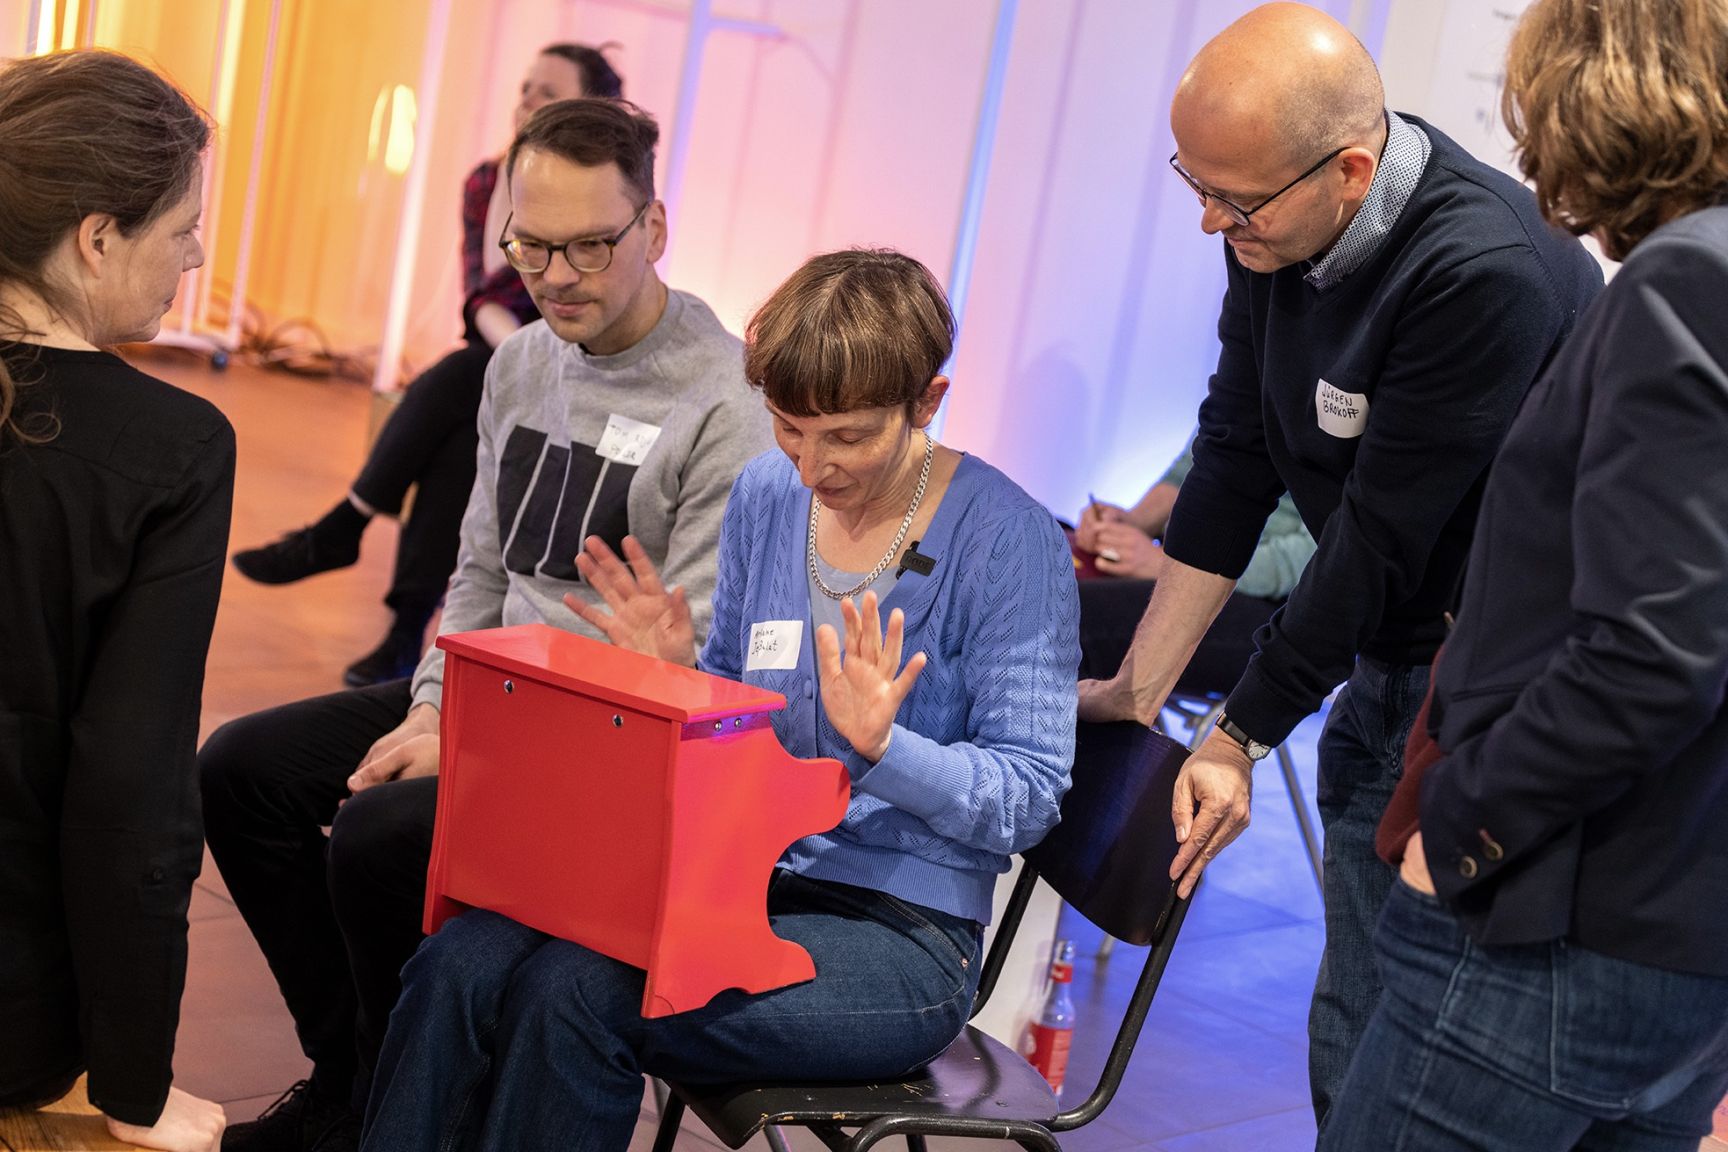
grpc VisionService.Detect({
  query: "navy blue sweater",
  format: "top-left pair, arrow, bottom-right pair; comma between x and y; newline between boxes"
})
1164,116 -> 1603,745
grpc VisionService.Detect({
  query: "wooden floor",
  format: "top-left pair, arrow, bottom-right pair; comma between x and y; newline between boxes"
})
19,348 -> 1718,1151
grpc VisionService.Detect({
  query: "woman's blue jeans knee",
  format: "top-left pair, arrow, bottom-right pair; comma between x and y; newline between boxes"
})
362,870 -> 982,1152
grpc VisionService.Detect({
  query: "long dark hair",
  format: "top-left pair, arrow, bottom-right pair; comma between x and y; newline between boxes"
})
0,50 -> 210,445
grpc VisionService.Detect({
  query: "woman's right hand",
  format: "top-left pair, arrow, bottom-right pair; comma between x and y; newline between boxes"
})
1074,500 -> 1128,553
105,1087 -> 226,1151
567,535 -> 698,667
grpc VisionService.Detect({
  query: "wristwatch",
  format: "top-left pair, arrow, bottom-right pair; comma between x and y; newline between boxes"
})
1215,712 -> 1272,761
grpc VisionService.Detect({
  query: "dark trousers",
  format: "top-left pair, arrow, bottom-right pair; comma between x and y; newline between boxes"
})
351,341 -> 492,628
1321,881 -> 1728,1151
1309,656 -> 1429,1129
199,679 -> 436,1113
1076,578 -> 1282,697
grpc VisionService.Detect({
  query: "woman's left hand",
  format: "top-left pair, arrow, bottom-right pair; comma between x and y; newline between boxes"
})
1401,831 -> 1438,895
815,590 -> 927,763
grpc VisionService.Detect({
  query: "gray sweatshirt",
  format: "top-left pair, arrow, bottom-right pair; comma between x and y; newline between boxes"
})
411,288 -> 773,710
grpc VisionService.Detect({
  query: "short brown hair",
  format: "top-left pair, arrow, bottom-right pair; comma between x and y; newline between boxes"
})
1503,0 -> 1728,260
506,97 -> 658,206
745,249 -> 955,417
0,50 -> 210,445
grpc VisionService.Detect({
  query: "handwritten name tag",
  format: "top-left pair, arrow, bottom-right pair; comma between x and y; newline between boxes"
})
596,413 -> 663,466
746,620 -> 803,671
1315,379 -> 1370,439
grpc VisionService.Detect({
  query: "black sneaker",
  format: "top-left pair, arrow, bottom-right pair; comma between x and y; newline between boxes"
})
224,1079 -> 361,1152
233,525 -> 362,585
342,627 -> 426,688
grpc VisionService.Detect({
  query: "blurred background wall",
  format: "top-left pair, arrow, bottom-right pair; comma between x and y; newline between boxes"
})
5,0 -> 1551,518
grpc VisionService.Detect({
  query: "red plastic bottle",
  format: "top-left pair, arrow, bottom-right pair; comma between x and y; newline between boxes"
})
1023,939 -> 1076,1097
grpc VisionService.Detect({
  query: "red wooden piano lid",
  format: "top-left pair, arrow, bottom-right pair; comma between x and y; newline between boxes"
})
436,624 -> 787,723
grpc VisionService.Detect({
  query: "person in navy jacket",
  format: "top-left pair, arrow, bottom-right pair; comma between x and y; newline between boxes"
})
1324,1 -> 1728,1148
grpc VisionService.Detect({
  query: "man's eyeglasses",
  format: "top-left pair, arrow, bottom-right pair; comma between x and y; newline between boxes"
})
1168,146 -> 1346,228
498,200 -> 651,275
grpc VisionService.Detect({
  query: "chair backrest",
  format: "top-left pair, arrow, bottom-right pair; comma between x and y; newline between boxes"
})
1025,721 -> 1188,945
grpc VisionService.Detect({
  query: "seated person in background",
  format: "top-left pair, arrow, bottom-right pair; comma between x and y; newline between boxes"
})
360,248 -> 1081,1152
0,50 -> 230,1152
230,43 -> 622,687
1072,432 -> 1315,690
199,98 -> 772,1152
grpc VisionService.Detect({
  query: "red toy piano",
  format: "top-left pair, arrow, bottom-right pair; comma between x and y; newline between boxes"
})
423,624 -> 850,1018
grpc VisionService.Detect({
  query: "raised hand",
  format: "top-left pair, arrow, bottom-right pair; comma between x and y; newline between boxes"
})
566,535 -> 697,666
814,590 -> 927,763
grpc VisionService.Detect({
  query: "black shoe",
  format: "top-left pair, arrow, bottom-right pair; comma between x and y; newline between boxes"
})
342,627 -> 426,688
224,1079 -> 361,1152
233,525 -> 362,585
233,500 -> 369,585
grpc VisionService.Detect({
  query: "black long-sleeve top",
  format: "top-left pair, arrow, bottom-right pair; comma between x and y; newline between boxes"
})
1423,205 -> 1728,977
0,345 -> 235,1125
1163,116 -> 1604,746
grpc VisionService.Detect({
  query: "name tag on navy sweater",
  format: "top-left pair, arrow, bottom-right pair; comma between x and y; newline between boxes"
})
1316,379 -> 1370,438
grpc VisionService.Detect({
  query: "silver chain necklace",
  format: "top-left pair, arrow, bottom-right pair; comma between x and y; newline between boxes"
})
807,432 -> 935,600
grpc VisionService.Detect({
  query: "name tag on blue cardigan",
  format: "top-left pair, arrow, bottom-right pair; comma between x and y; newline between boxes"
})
747,620 -> 803,671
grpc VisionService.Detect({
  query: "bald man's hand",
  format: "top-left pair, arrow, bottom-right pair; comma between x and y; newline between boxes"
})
1168,728 -> 1256,898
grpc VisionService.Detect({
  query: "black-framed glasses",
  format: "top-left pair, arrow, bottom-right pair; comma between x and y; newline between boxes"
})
498,200 -> 651,275
1169,146 -> 1346,228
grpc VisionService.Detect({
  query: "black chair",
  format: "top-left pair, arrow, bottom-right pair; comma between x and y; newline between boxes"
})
1076,577 -> 1324,896
649,722 -> 1194,1152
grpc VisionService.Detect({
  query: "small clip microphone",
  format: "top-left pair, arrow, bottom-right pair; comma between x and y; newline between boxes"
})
896,540 -> 937,578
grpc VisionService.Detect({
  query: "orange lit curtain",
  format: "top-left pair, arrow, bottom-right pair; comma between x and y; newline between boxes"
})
76,0 -> 471,366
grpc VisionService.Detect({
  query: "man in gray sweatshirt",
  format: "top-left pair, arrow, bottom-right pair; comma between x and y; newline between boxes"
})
199,99 -> 772,1152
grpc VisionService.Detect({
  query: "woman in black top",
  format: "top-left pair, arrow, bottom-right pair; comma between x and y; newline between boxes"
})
0,50 -> 233,1152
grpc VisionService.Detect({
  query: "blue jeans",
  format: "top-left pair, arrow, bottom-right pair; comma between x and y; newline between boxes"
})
1321,880 -> 1728,1151
1309,656 -> 1429,1129
361,870 -> 982,1152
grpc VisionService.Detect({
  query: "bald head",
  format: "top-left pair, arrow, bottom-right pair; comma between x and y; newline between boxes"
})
1174,3 -> 1384,168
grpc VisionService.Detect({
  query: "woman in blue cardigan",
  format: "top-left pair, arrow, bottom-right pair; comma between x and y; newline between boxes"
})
362,249 -> 1080,1152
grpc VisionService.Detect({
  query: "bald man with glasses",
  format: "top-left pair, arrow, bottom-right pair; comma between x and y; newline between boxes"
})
1078,2 -> 1603,1131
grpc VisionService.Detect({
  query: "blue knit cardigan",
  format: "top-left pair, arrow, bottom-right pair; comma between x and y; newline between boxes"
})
698,450 -> 1080,925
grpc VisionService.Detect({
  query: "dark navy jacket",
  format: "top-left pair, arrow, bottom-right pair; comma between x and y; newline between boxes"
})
1165,116 -> 1604,746
1424,205 -> 1728,978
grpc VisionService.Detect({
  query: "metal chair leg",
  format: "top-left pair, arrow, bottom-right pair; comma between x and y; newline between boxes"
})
650,1091 -> 686,1152
1276,743 -> 1324,895
765,1126 -> 793,1152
